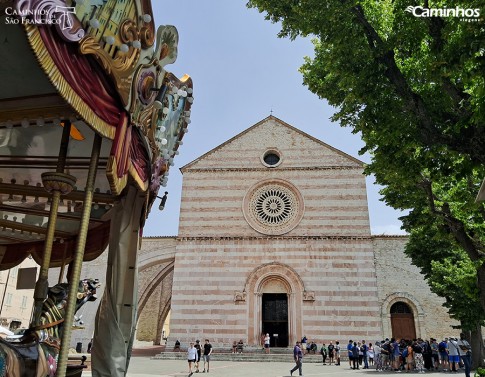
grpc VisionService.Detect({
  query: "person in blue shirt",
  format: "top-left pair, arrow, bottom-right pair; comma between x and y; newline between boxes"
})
290,341 -> 303,376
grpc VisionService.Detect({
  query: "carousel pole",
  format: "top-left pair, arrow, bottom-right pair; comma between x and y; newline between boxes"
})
57,133 -> 102,377
31,121 -> 76,327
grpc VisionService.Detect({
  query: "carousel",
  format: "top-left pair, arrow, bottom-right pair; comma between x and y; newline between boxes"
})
0,1 -> 193,376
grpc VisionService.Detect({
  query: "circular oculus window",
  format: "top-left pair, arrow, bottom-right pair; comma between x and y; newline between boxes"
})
243,180 -> 304,235
261,149 -> 282,168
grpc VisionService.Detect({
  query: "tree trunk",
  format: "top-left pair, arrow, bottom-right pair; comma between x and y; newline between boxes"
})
469,324 -> 485,369
479,264 -> 485,317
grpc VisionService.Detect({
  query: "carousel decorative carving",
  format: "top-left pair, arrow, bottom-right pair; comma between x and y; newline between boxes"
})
0,279 -> 99,377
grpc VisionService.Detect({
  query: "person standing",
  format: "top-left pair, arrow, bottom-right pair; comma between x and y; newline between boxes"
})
264,333 -> 271,354
187,342 -> 197,377
361,340 -> 369,369
194,340 -> 202,373
327,341 -> 335,365
202,339 -> 212,373
457,333 -> 472,377
320,343 -> 327,365
448,337 -> 460,372
351,342 -> 360,370
347,340 -> 353,369
290,341 -> 303,376
335,341 -> 341,366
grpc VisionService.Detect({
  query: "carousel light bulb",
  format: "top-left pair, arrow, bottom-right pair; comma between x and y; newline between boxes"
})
158,126 -> 166,133
161,182 -> 167,187
162,107 -> 169,115
120,44 -> 129,53
174,150 -> 180,155
89,18 -> 100,29
5,120 -> 13,129
142,14 -> 152,23
187,97 -> 194,103
105,36 -> 115,45
53,118 -> 61,126
184,110 -> 191,116
93,203 -> 99,210
21,119 -> 29,128
36,117 -> 44,126
161,138 -> 168,145
177,89 -> 184,96
154,100 -> 163,109
181,90 -> 187,97
132,40 -> 142,49
186,88 -> 193,94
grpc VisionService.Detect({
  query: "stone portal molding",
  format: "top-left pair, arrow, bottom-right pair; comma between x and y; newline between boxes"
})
243,179 -> 304,235
381,292 -> 425,339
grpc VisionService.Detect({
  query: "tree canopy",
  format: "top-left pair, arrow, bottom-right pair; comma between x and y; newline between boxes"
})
247,0 -> 485,317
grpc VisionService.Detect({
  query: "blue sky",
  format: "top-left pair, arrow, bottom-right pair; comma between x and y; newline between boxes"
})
143,1 -> 406,237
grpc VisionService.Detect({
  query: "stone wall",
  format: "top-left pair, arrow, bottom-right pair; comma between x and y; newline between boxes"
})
373,236 -> 459,340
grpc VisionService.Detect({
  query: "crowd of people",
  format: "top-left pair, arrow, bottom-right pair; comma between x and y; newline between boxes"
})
297,333 -> 472,376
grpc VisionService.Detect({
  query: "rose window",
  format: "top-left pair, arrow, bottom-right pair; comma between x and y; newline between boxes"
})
243,180 -> 304,235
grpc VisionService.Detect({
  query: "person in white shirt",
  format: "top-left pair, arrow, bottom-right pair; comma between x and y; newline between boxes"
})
187,342 -> 198,376
374,342 -> 383,371
447,337 -> 460,372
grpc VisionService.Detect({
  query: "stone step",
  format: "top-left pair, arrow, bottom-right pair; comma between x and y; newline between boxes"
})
152,352 -> 345,363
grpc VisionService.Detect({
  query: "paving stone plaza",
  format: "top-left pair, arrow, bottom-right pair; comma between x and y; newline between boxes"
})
85,357 -> 473,377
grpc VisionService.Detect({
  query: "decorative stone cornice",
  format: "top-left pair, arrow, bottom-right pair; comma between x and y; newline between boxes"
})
176,235 -> 373,241
182,166 -> 363,173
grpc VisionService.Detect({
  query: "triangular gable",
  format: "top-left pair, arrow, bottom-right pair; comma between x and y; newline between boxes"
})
180,116 -> 364,172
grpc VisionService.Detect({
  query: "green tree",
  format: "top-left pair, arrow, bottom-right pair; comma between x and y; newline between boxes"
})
247,0 -> 485,340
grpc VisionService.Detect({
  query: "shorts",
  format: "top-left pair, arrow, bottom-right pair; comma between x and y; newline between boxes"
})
203,355 -> 211,362
264,344 -> 269,348
432,354 -> 439,362
439,352 -> 448,361
188,359 -> 196,363
449,355 -> 460,363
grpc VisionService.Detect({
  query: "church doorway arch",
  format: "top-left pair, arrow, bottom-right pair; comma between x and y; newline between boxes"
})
390,301 -> 416,340
245,262 -> 304,347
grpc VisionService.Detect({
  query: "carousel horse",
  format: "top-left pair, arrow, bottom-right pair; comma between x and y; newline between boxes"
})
0,278 -> 100,377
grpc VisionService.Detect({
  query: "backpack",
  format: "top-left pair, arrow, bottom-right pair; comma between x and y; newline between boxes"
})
438,343 -> 446,353
413,344 -> 423,353
402,348 -> 408,358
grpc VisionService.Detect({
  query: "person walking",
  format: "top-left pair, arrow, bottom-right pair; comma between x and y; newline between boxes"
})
290,341 -> 303,376
457,333 -> 472,377
335,341 -> 341,366
187,342 -> 197,377
264,333 -> 271,354
202,339 -> 212,373
194,340 -> 202,373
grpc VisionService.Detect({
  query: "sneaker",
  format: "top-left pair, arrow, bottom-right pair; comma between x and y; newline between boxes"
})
290,370 -> 293,376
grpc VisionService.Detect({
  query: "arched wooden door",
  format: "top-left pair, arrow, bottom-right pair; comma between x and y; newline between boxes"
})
390,302 -> 416,340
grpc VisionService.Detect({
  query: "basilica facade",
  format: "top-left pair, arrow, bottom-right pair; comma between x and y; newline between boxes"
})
135,116 -> 456,347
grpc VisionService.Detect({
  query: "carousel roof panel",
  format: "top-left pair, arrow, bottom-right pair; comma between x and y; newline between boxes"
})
0,15 -> 57,99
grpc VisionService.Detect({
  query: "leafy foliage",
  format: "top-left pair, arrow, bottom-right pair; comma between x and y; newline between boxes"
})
247,0 -> 485,319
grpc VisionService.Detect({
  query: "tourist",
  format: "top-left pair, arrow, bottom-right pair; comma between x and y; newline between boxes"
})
423,339 -> 433,370
413,340 -> 425,373
320,343 -> 327,365
351,342 -> 360,369
457,333 -> 472,377
327,341 -> 335,365
237,339 -> 244,354
438,338 -> 449,371
368,342 -> 374,366
380,339 -> 391,370
264,333 -> 270,354
194,340 -> 202,372
335,341 -> 341,366
357,341 -> 363,366
448,337 -> 460,372
430,338 -> 439,371
361,340 -> 369,369
347,340 -> 353,369
374,341 -> 383,371
390,338 -> 400,371
404,341 -> 414,372
187,342 -> 197,377
290,340 -> 303,376
202,339 -> 212,373
301,335 -> 307,354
